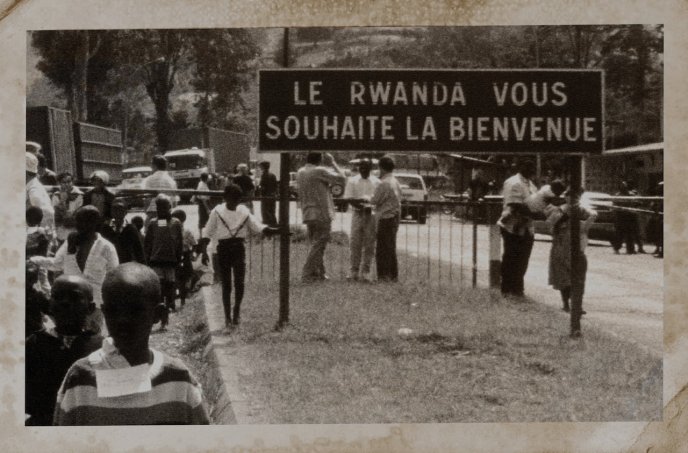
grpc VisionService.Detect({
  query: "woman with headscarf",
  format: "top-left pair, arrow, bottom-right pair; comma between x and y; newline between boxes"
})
83,170 -> 116,225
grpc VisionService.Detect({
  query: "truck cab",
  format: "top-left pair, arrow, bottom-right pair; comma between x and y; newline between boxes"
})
164,147 -> 214,203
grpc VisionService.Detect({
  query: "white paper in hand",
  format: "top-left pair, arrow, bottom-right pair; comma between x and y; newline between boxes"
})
95,364 -> 152,398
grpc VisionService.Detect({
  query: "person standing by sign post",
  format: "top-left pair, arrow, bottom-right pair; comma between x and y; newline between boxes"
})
296,152 -> 346,282
498,160 -> 537,298
370,156 -> 402,282
258,160 -> 278,226
344,159 -> 380,281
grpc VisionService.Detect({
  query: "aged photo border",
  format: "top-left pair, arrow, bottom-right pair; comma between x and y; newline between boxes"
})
1,0 -> 685,451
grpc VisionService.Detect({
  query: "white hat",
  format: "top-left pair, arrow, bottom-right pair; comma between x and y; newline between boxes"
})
26,152 -> 38,174
26,141 -> 42,154
90,170 -> 110,185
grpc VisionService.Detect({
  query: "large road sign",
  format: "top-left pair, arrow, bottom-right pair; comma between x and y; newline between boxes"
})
258,69 -> 604,154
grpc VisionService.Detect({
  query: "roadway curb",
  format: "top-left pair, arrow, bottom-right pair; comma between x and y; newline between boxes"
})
197,285 -> 237,424
200,285 -> 258,424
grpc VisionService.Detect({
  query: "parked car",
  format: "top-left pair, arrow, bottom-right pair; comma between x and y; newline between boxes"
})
396,173 -> 429,224
115,166 -> 152,209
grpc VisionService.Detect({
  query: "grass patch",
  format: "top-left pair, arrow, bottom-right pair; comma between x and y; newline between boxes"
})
225,241 -> 662,424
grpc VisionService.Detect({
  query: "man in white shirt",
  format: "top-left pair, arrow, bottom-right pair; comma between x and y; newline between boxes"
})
343,159 -> 380,281
498,160 -> 538,298
143,155 -> 178,227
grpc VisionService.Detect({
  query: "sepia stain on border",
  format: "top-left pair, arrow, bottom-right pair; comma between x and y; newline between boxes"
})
0,0 -> 24,24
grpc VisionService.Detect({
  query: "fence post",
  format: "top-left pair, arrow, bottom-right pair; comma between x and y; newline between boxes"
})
489,224 -> 501,289
472,205 -> 478,288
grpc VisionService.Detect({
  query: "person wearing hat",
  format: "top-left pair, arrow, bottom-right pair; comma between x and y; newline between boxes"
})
26,141 -> 42,155
83,170 -> 116,225
26,152 -> 55,233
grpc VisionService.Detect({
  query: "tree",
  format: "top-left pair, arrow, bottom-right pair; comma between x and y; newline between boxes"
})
107,29 -> 259,150
32,30 -> 114,121
190,29 -> 260,130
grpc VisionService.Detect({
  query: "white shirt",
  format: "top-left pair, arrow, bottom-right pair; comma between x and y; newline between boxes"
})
30,233 -> 119,307
343,174 -> 380,202
500,173 -> 537,235
26,177 -> 55,232
194,181 -> 210,201
143,171 -> 178,212
205,204 -> 266,242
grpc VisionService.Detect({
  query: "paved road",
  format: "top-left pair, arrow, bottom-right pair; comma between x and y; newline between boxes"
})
138,202 -> 662,356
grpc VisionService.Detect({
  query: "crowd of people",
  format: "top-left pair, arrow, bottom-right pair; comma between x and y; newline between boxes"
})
24,140 -> 663,423
24,146 -> 270,425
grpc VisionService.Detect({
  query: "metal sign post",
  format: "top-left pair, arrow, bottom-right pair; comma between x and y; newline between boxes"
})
277,28 -> 291,329
569,155 -> 583,336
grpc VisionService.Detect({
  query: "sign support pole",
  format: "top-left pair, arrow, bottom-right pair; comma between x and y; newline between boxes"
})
277,28 -> 291,329
569,155 -> 583,336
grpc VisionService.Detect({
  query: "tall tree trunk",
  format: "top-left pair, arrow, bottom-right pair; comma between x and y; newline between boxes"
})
72,31 -> 90,121
146,60 -> 174,152
633,25 -> 648,114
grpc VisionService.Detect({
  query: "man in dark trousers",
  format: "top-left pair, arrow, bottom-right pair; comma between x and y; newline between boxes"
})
258,160 -> 278,226
498,160 -> 537,298
370,155 -> 402,282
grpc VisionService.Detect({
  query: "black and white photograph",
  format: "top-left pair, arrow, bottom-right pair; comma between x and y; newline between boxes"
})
23,24 -> 664,427
4,0 -> 688,451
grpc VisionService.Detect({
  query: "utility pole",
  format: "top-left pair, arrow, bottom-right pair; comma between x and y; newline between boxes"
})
277,27 -> 291,329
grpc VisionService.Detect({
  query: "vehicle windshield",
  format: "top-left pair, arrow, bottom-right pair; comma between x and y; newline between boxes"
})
167,154 -> 205,170
122,170 -> 150,180
396,176 -> 424,190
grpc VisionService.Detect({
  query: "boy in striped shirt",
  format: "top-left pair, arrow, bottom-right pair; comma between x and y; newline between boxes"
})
54,262 -> 209,425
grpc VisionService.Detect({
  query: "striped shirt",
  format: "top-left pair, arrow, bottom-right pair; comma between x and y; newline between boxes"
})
54,348 -> 209,425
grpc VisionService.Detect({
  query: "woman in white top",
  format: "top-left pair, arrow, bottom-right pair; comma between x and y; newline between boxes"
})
204,184 -> 278,330
31,206 -> 119,334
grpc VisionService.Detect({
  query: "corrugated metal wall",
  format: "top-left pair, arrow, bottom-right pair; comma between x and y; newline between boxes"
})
74,122 -> 123,182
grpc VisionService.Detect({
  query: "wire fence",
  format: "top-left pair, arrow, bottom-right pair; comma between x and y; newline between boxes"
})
75,185 -> 662,292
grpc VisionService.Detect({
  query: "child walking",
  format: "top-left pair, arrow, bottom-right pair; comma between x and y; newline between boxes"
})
144,195 -> 183,330
546,192 -> 598,317
171,209 -> 197,307
205,184 -> 279,330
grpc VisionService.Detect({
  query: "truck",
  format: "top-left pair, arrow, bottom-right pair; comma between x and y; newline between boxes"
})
165,127 -> 250,202
26,106 -> 124,184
